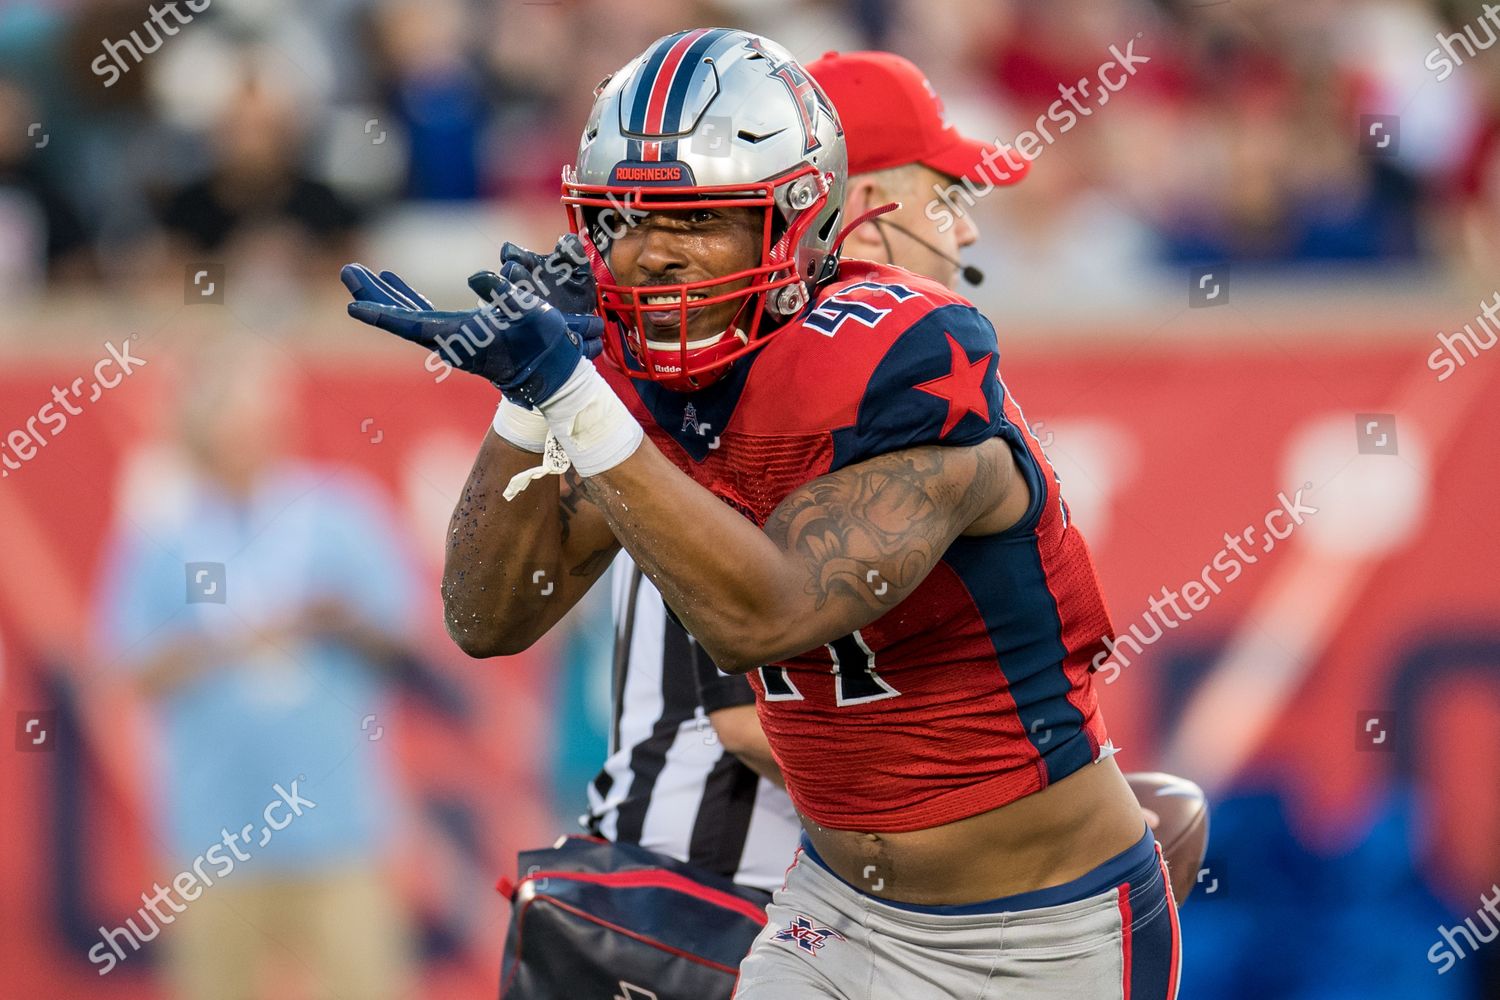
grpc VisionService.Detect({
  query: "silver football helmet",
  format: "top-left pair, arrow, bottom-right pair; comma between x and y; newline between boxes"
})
562,28 -> 847,390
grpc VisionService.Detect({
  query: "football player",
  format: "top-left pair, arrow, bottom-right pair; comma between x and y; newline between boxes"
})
345,29 -> 1180,999
567,50 -> 1032,906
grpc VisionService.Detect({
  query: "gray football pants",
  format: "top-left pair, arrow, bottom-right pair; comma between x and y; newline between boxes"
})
734,827 -> 1180,1000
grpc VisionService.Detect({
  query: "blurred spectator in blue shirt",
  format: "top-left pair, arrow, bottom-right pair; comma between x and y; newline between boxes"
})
94,339 -> 419,1000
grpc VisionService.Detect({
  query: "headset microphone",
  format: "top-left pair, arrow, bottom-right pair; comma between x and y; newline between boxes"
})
873,219 -> 985,286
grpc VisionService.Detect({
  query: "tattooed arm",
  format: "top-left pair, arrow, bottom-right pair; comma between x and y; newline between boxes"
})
442,430 -> 619,656
581,435 -> 1028,673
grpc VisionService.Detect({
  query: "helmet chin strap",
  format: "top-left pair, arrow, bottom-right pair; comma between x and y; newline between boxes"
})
577,229 -> 618,289
833,201 -> 902,254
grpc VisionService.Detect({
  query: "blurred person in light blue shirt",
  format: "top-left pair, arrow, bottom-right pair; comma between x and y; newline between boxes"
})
94,339 -> 419,1000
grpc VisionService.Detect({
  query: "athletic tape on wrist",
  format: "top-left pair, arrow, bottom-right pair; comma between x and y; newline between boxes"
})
541,359 -> 643,477
491,397 -> 550,453
503,434 -> 572,501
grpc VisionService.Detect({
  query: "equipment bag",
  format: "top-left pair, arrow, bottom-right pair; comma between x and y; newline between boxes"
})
497,835 -> 771,1000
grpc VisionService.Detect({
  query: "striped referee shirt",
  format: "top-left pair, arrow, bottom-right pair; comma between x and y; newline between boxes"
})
584,553 -> 802,893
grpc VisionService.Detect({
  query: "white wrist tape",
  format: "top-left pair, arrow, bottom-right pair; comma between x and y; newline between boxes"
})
540,359 -> 643,477
491,397 -> 550,453
503,434 -> 573,501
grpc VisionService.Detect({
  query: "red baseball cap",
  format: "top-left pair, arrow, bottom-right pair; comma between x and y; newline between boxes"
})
806,50 -> 1028,186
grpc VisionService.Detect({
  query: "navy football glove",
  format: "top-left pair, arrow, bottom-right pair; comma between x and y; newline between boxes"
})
342,264 -> 604,407
497,234 -> 598,316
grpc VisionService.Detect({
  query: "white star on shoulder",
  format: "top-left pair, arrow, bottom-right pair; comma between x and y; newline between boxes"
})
1093,739 -> 1122,764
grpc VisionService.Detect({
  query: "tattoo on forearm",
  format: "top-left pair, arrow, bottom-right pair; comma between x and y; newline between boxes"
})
558,467 -> 587,545
764,444 -> 1003,611
560,468 -> 614,577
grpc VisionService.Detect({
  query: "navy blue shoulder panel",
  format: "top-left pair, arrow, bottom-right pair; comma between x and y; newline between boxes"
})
830,303 -> 1008,471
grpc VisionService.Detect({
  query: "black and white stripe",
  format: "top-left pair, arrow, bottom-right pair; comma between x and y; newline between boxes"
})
584,554 -> 802,893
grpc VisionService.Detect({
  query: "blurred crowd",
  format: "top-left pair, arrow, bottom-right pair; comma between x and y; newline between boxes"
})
2,0 -> 1498,308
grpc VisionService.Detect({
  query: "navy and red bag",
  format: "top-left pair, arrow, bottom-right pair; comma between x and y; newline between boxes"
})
497,835 -> 771,1000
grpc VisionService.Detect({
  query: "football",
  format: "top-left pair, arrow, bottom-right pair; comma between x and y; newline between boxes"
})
1126,772 -> 1210,906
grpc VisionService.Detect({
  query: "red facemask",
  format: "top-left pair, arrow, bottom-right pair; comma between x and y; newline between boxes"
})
562,163 -> 829,391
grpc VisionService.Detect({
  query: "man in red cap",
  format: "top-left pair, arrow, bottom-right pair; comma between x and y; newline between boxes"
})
806,49 -> 1028,290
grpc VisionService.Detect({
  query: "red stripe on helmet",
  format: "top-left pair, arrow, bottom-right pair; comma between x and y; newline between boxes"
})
641,28 -> 709,161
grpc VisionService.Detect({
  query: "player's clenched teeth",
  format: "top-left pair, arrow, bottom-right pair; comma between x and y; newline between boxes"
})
637,292 -> 708,311
636,293 -> 711,316
624,281 -> 749,343
635,295 -> 719,339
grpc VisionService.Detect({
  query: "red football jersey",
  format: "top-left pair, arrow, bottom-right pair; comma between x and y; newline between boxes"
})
596,260 -> 1116,832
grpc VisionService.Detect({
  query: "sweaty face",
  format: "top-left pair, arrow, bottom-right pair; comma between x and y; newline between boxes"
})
607,206 -> 764,346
